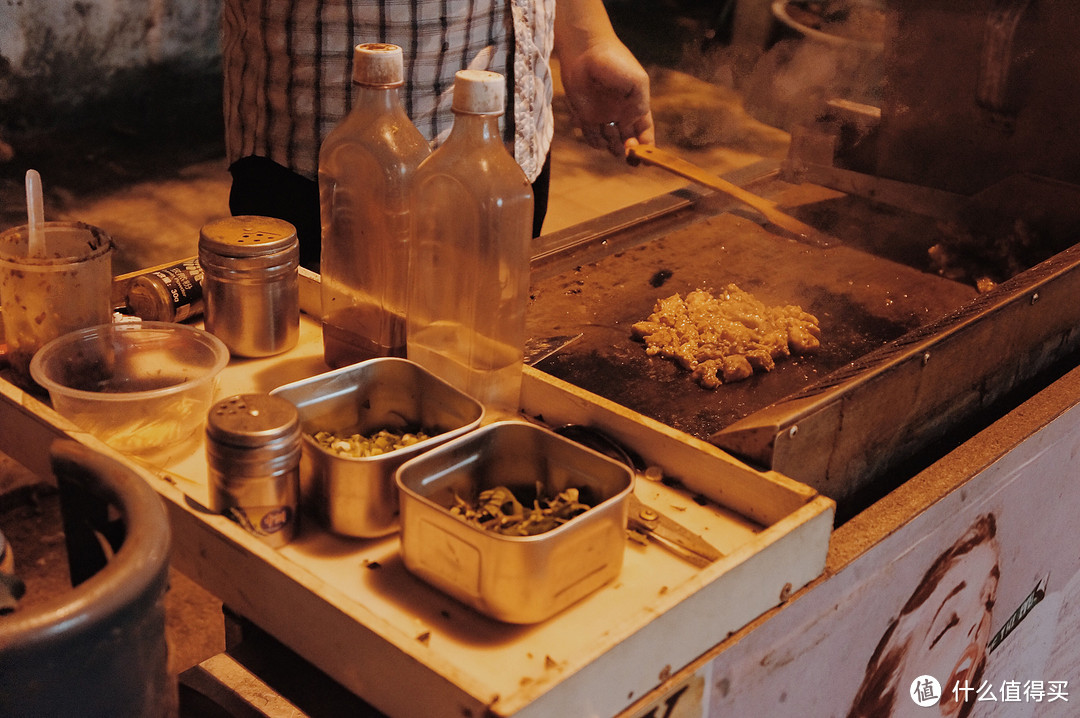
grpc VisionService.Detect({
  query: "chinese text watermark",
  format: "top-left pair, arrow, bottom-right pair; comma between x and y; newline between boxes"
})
910,676 -> 1069,707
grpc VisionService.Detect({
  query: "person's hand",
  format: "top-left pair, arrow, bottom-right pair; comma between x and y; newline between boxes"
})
560,37 -> 654,157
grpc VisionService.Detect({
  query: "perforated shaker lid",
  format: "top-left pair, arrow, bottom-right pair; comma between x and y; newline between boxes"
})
206,394 -> 301,449
353,43 -> 404,87
198,216 -> 297,258
451,70 -> 505,115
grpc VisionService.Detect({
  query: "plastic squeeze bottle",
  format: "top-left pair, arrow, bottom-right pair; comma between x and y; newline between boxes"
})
406,69 -> 534,413
318,43 -> 431,368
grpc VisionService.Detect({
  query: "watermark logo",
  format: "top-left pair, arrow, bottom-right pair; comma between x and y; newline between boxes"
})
909,677 -> 1069,708
911,676 -> 942,707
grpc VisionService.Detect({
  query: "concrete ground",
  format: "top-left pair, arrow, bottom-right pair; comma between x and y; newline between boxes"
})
0,5 -> 792,708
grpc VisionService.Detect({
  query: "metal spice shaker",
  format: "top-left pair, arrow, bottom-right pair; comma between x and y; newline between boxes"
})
206,393 -> 302,548
198,216 -> 300,357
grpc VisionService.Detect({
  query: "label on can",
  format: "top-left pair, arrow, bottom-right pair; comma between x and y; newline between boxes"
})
126,257 -> 205,322
226,505 -> 296,547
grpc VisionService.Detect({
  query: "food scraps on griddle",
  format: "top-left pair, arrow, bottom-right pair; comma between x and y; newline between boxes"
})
631,284 -> 821,389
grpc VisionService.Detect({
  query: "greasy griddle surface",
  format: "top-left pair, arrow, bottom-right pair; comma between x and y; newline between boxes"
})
527,212 -> 978,440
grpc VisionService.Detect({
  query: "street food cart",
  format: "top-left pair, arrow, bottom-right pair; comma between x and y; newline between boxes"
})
3,1 -> 1080,715
4,146 -> 1080,714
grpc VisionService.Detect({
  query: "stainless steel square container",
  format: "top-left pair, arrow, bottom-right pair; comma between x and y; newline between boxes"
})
395,420 -> 634,624
270,358 -> 484,538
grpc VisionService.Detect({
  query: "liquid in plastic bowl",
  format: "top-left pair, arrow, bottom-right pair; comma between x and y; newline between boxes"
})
30,321 -> 229,456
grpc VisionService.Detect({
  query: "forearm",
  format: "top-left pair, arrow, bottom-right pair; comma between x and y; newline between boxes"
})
553,0 -> 620,61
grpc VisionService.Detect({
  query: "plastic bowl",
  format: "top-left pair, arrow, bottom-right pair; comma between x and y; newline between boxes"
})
30,321 -> 229,455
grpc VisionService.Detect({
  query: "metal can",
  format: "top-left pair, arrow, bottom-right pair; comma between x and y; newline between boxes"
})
206,393 -> 302,548
124,256 -> 204,322
198,215 -> 299,357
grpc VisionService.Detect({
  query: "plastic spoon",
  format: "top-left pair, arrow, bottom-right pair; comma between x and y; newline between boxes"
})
25,169 -> 44,257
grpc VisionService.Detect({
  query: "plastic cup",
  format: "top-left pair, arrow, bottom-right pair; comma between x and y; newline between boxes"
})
0,221 -> 113,390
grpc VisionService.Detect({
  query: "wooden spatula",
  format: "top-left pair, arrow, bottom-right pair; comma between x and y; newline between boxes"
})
627,144 -> 832,247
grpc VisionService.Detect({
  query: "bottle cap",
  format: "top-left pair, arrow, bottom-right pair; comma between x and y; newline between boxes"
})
353,43 -> 404,87
451,70 -> 505,115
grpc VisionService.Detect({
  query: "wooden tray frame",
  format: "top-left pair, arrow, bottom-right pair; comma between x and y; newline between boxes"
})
0,272 -> 833,717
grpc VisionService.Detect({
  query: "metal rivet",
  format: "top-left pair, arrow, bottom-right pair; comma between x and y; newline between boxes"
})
788,425 -> 798,438
639,508 -> 658,521
922,352 -> 931,366
1031,292 -> 1040,304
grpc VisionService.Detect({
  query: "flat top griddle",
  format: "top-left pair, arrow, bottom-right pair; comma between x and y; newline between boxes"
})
527,210 -> 978,440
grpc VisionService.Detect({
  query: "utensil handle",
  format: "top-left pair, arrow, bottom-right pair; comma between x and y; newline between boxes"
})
627,145 -> 826,244
25,169 -> 45,257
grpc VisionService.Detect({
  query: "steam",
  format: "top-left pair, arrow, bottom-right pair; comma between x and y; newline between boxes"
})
740,36 -> 883,132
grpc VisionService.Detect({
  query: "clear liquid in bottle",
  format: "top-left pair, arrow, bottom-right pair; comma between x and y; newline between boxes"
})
319,43 -> 431,368
406,70 -> 533,412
